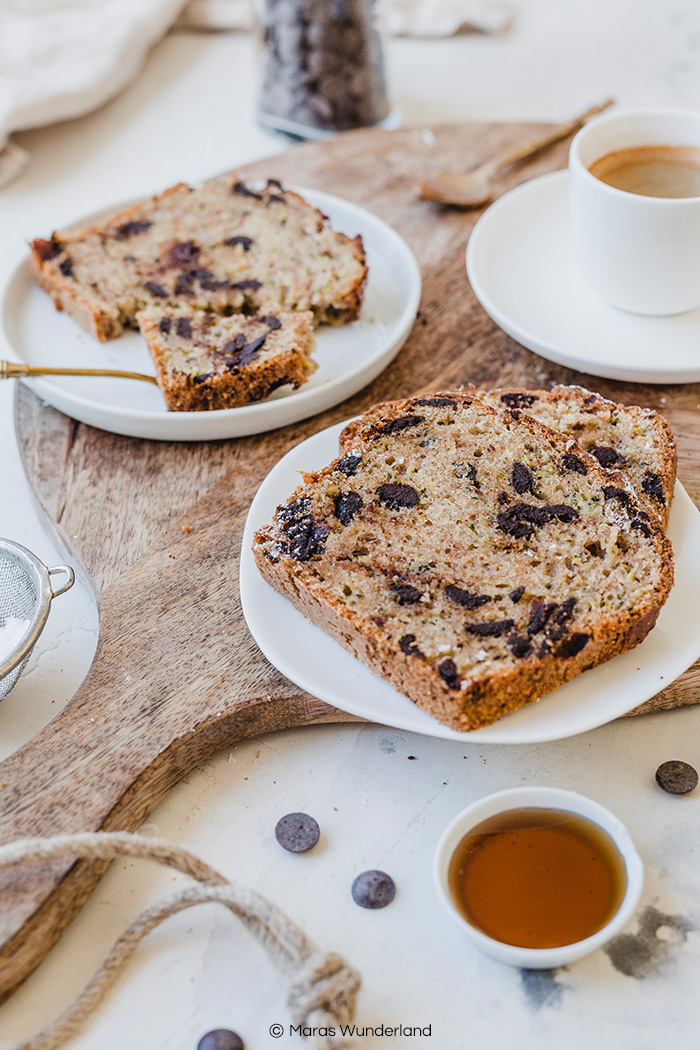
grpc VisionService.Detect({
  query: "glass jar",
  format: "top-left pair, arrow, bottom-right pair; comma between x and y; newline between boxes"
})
256,0 -> 394,140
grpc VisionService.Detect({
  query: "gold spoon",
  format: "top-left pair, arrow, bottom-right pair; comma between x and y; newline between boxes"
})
1,361 -> 158,385
414,98 -> 614,208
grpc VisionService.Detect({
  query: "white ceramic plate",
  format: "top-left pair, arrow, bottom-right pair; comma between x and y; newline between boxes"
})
1,188 -> 421,441
466,170 -> 700,384
240,419 -> 700,744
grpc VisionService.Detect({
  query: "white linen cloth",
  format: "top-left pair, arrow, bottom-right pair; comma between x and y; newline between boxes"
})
0,0 -> 513,187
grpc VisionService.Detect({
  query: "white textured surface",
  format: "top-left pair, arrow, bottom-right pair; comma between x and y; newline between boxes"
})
2,7 -> 700,1049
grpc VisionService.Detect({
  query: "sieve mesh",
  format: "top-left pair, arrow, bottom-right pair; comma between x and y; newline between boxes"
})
0,551 -> 40,701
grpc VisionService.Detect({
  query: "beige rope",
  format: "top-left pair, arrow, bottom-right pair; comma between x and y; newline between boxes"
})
0,832 -> 360,1050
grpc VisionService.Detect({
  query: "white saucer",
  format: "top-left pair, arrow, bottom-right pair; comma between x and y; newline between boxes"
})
1,187 -> 421,441
467,170 -> 700,384
240,419 -> 700,745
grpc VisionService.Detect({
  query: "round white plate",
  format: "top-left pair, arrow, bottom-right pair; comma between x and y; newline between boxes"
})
241,419 -> 700,744
1,188 -> 421,441
467,170 -> 700,384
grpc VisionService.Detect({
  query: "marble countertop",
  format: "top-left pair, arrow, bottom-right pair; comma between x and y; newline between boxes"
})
2,3 -> 700,1048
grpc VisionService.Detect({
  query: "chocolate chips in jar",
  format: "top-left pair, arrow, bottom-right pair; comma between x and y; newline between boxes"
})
257,0 -> 392,139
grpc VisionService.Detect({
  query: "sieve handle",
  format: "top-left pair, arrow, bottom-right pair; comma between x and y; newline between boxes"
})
48,565 -> 75,599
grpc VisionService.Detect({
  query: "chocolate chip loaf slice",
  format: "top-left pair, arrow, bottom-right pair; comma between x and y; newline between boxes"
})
137,308 -> 315,411
31,176 -> 367,342
476,386 -> 677,528
253,393 -> 673,732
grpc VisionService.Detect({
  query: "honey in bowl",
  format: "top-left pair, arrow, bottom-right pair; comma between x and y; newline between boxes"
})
447,807 -> 627,949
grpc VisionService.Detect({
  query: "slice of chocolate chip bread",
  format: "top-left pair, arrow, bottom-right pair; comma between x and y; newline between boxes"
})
31,176 -> 367,342
137,308 -> 315,411
476,386 -> 677,528
253,393 -> 673,732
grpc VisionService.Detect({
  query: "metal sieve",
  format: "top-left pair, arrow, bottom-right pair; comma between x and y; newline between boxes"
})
0,538 -> 75,702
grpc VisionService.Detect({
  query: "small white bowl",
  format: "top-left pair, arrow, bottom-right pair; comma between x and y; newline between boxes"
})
434,786 -> 644,969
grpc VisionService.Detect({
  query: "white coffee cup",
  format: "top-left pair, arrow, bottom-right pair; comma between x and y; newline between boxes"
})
569,107 -> 700,315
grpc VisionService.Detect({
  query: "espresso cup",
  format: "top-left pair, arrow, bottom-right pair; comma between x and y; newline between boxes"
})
569,108 -> 700,315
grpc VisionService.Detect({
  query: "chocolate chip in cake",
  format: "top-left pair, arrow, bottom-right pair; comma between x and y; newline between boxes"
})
555,632 -> 590,658
263,315 -> 282,330
197,1031 -> 244,1050
144,280 -> 168,299
399,634 -> 424,658
373,415 -> 425,436
563,452 -> 588,475
278,498 -> 328,561
224,235 -> 254,251
59,257 -> 74,278
168,241 -> 201,268
377,483 -> 419,510
33,237 -> 63,261
603,486 -> 631,509
655,760 -> 698,795
337,453 -> 362,476
232,181 -> 263,200
527,599 -> 553,636
390,582 -> 422,605
631,514 -> 652,537
591,446 -> 626,468
497,502 -> 579,540
334,491 -> 363,525
231,279 -> 263,292
507,634 -> 532,658
466,619 -> 514,637
275,812 -> 321,852
509,586 -> 525,603
444,584 -> 491,610
500,392 -> 538,408
352,870 -> 396,909
116,220 -> 153,240
438,658 -> 461,689
642,471 -> 665,504
511,462 -> 535,495
412,397 -> 457,408
175,317 -> 192,339
158,317 -> 172,335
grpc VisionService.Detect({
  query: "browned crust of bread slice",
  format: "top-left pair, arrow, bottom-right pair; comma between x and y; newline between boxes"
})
254,391 -> 673,732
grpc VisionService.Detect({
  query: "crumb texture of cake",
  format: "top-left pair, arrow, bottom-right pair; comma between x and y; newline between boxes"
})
476,385 -> 677,528
253,393 -> 673,732
137,307 -> 316,411
30,176 -> 367,342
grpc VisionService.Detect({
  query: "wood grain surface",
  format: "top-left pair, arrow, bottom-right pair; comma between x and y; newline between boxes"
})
3,121 -> 700,1002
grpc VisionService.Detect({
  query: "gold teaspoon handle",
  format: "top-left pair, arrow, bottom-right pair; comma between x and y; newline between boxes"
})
0,361 -> 158,385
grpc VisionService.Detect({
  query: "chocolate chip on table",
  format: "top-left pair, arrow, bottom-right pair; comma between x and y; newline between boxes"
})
352,870 -> 396,909
655,760 -> 698,795
275,812 -> 320,853
197,1031 -> 245,1050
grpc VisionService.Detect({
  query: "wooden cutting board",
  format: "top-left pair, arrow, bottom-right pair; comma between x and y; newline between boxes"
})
2,121 -> 700,1002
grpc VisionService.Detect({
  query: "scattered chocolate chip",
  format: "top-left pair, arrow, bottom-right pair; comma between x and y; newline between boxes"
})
376,483 -> 419,510
168,241 -> 200,268
438,658 -> 461,689
59,257 -> 74,278
547,504 -> 580,523
527,599 -> 553,636
509,586 -> 524,603
334,491 -> 363,525
337,453 -> 362,476
224,235 -> 254,251
277,498 -> 328,561
466,619 -> 514,637
399,634 -> 424,658
197,1030 -> 244,1050
263,315 -> 282,329
144,280 -> 168,299
496,502 -> 579,539
373,415 -> 425,436
222,332 -> 268,367
631,514 -> 652,537
562,452 -> 587,474
444,584 -> 491,610
511,462 -> 535,495
555,632 -> 590,658
507,634 -> 532,658
603,486 -> 631,509
174,273 -> 195,296
232,180 -> 262,199
267,178 -> 283,190
584,394 -> 598,404
352,870 -> 396,909
642,471 -> 665,504
158,317 -> 172,335
116,220 -> 152,240
453,462 -> 479,486
267,194 -> 286,204
412,397 -> 456,408
591,446 -> 625,468
175,317 -> 192,339
499,392 -> 538,408
275,812 -> 321,852
655,760 -> 698,795
390,582 -> 422,605
231,279 -> 263,292
497,492 -> 509,505
407,755 -> 417,760
33,237 -> 63,261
